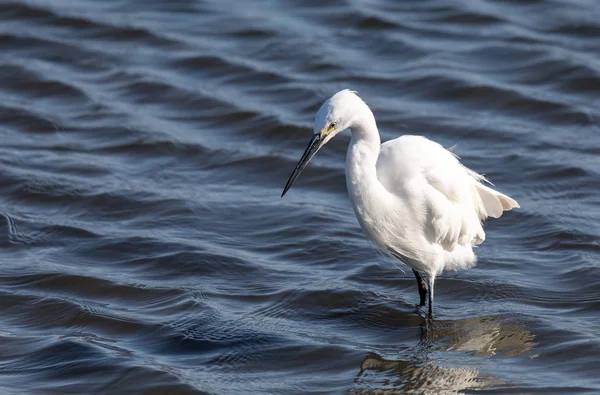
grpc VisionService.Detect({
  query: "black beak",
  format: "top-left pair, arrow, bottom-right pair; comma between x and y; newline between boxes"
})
281,133 -> 325,197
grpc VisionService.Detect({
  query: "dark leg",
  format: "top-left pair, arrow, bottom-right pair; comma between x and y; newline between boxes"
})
428,289 -> 433,317
428,275 -> 436,319
413,269 -> 427,307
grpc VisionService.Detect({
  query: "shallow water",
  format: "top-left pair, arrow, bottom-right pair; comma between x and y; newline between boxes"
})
0,0 -> 599,393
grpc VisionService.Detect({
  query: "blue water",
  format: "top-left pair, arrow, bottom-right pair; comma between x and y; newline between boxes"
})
0,0 -> 599,393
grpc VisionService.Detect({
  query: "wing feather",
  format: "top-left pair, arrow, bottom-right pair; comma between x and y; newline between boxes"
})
377,135 -> 519,253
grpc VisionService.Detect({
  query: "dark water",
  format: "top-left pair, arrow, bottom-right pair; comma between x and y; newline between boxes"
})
0,0 -> 599,393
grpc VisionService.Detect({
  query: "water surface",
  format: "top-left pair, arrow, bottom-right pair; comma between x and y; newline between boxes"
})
0,0 -> 599,393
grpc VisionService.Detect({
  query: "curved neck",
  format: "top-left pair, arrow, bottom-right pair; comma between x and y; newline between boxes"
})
346,113 -> 382,202
348,112 -> 381,168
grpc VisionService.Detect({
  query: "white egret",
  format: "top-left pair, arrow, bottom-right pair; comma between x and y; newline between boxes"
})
281,90 -> 519,317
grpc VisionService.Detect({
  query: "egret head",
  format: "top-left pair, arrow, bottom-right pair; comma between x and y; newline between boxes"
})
281,89 -> 363,197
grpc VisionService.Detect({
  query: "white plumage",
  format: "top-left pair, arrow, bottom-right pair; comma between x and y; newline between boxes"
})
282,89 -> 519,317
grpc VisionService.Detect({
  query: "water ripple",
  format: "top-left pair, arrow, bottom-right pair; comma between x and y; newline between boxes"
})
0,0 -> 599,393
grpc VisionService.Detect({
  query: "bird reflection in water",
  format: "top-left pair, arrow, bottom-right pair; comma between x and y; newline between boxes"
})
353,315 -> 536,394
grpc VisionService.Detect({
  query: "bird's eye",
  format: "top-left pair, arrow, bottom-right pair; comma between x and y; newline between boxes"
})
329,122 -> 337,129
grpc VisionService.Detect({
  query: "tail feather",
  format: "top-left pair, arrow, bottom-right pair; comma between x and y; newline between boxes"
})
474,182 -> 519,219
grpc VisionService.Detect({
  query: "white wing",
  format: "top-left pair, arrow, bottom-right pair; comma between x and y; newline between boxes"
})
376,135 -> 519,254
